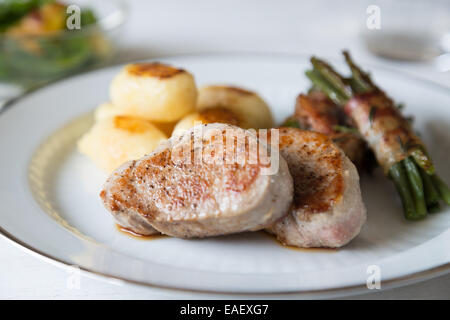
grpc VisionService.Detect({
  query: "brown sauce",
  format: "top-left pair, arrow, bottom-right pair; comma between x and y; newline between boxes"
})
115,225 -> 336,251
115,224 -> 168,240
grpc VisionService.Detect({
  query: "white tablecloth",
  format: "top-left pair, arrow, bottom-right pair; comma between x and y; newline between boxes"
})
1,0 -> 449,299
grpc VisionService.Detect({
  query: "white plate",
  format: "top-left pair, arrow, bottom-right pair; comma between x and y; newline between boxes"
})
1,53 -> 449,298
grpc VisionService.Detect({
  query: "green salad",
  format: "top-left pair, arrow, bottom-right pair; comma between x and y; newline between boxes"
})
0,0 -> 111,84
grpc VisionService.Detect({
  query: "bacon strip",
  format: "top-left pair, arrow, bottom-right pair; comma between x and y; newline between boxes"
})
293,92 -> 369,171
344,91 -> 424,173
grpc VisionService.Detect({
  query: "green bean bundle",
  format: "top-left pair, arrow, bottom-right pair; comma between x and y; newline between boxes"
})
305,51 -> 450,220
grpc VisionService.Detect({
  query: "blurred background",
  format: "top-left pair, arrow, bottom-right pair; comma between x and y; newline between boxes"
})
1,0 -> 450,299
0,0 -> 449,95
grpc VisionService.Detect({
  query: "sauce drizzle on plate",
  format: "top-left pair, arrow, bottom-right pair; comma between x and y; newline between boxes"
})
115,224 -> 168,240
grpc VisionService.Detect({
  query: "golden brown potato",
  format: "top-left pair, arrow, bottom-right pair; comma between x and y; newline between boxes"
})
78,115 -> 167,173
110,63 -> 197,122
197,85 -> 273,129
172,107 -> 241,137
94,102 -> 176,136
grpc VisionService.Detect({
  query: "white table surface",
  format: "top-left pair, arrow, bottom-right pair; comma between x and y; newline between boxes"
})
1,0 -> 449,299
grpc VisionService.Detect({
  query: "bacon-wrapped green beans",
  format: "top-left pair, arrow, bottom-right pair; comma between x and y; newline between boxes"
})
305,51 -> 450,219
283,91 -> 371,172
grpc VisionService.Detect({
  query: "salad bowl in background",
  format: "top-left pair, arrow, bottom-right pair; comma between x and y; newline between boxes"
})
0,0 -> 127,88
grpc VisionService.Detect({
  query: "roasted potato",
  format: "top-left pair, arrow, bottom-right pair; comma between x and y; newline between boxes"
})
110,63 -> 197,122
94,102 -> 176,136
78,115 -> 167,173
197,85 -> 273,129
172,107 -> 241,137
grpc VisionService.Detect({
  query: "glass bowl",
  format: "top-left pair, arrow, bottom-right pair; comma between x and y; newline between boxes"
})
0,0 -> 127,87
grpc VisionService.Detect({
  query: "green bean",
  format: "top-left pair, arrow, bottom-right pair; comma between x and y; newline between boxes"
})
411,148 -> 435,175
342,50 -> 374,93
346,77 -> 367,95
333,125 -> 360,135
306,53 -> 447,218
345,69 -> 371,94
389,162 -> 418,220
305,70 -> 348,106
282,117 -> 300,128
311,57 -> 353,100
431,174 -> 450,205
419,167 -> 440,210
403,158 -> 427,217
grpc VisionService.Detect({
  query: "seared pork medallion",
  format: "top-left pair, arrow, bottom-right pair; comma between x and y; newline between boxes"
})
267,128 -> 366,248
100,123 -> 294,238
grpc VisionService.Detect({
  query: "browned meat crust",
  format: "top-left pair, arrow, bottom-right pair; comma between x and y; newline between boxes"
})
267,128 -> 366,248
101,124 -> 294,238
